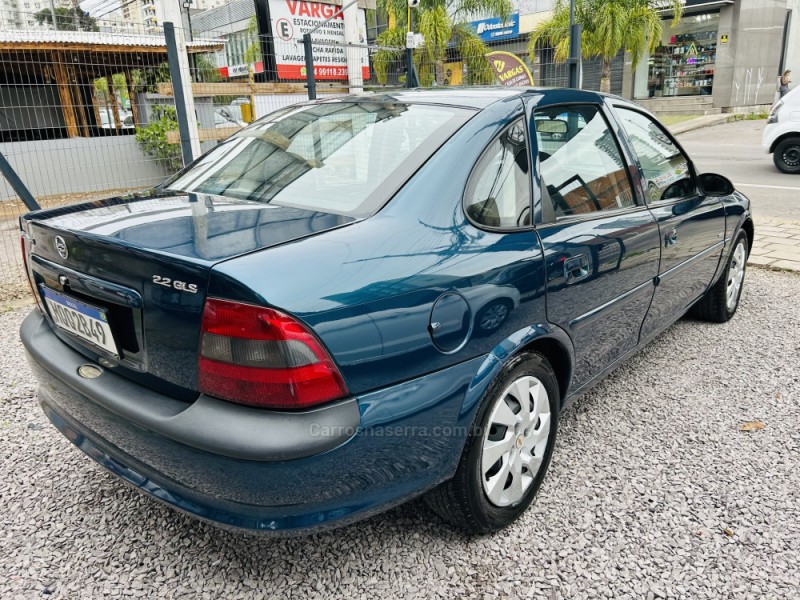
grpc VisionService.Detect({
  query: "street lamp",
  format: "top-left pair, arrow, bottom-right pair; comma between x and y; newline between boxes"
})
182,0 -> 193,41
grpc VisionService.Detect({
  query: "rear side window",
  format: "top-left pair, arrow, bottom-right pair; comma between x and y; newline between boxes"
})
166,102 -> 471,218
464,119 -> 531,229
615,107 -> 695,203
534,105 -> 635,219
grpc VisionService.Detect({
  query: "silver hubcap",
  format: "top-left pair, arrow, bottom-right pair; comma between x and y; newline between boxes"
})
480,303 -> 508,331
481,376 -> 551,507
726,241 -> 746,311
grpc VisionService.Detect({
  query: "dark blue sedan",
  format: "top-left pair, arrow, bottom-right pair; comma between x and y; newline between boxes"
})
20,88 -> 753,534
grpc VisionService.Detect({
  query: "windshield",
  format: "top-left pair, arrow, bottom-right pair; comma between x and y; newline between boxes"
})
166,101 -> 473,218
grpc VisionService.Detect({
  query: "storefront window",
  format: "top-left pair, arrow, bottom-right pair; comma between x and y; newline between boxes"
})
639,12 -> 719,98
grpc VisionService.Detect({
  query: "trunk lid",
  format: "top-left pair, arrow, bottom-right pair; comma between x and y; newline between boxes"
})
22,191 -> 355,398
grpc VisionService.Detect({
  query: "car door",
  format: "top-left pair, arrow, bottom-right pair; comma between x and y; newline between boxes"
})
530,101 -> 661,391
611,105 -> 725,340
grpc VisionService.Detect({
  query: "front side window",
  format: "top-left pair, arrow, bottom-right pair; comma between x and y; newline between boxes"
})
167,102 -> 471,218
615,107 -> 695,203
534,105 -> 636,220
464,119 -> 531,229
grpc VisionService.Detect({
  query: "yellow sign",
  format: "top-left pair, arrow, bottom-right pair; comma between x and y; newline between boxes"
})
721,34 -> 729,44
443,62 -> 463,86
485,51 -> 534,87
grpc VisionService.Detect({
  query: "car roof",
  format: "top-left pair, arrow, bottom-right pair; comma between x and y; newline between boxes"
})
315,87 -> 610,110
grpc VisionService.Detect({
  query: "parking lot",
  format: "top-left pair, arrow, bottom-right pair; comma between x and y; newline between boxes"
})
2,116 -> 800,599
2,264 -> 798,598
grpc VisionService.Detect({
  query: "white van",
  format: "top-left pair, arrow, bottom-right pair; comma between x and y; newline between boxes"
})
763,86 -> 800,173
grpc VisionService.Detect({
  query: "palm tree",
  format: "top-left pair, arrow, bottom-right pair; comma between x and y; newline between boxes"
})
374,0 -> 513,87
528,0 -> 683,93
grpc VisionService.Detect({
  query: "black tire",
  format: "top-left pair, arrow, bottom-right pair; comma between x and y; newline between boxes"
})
424,352 -> 559,534
773,137 -> 800,174
691,230 -> 749,323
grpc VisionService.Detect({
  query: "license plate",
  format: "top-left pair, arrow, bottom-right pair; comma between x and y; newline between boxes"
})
40,285 -> 119,358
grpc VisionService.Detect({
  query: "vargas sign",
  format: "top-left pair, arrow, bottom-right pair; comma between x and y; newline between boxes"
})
486,51 -> 533,86
269,0 -> 369,80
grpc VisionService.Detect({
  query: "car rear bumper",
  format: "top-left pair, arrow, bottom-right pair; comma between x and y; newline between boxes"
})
21,310 -> 484,533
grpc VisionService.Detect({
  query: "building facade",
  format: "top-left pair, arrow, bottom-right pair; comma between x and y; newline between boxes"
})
95,0 -> 227,33
628,0 -> 797,110
472,0 -> 797,110
0,0 -> 73,31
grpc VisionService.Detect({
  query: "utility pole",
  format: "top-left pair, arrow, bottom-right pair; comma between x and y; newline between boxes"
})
183,0 -> 194,41
568,0 -> 581,89
343,0 -> 363,93
163,1 -> 201,163
405,0 -> 420,88
302,0 -> 361,100
49,0 -> 58,30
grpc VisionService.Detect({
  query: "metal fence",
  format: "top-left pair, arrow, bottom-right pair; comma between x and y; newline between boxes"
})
0,23 -> 211,297
0,15 -> 581,301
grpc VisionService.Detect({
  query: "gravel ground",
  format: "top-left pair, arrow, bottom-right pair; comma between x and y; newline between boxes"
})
1,268 -> 799,599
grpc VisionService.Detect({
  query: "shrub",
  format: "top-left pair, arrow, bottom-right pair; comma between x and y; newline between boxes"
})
135,105 -> 183,172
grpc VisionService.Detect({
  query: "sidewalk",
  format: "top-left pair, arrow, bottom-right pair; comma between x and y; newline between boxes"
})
668,113 -> 734,136
749,222 -> 800,272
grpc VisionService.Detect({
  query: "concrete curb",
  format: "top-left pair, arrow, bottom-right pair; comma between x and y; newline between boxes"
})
747,222 -> 800,273
748,263 -> 800,274
669,114 -> 737,136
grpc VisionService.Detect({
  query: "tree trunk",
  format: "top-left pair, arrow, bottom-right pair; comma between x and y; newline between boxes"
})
435,59 -> 446,86
600,57 -> 611,94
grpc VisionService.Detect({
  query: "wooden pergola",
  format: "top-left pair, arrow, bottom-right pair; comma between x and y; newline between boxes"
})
0,31 -> 223,139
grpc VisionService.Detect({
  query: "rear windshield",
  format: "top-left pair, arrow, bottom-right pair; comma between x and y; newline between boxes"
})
165,101 -> 472,218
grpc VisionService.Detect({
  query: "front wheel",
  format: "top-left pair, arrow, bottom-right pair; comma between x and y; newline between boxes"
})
691,230 -> 748,322
424,352 -> 559,534
773,137 -> 800,174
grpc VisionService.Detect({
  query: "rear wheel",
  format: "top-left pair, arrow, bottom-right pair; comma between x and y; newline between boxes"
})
691,230 -> 748,322
425,352 -> 559,534
773,137 -> 800,174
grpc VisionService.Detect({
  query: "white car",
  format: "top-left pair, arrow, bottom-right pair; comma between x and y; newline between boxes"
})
763,86 -> 800,173
99,108 -> 134,130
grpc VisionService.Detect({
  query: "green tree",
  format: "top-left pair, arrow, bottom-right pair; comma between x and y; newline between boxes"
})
34,6 -> 98,31
130,63 -> 173,94
135,105 -> 183,172
374,0 -> 513,86
194,54 -> 223,83
528,0 -> 682,93
243,15 -> 262,82
94,73 -> 130,106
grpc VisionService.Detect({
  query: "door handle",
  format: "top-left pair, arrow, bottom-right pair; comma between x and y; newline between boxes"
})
664,227 -> 678,247
563,254 -> 590,283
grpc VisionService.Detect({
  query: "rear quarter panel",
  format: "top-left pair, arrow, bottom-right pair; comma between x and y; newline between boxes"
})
209,98 -> 552,395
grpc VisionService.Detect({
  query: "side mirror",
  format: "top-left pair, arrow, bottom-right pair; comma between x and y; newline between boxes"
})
699,173 -> 735,197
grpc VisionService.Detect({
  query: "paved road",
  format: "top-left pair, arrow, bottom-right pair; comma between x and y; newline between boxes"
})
679,120 -> 800,224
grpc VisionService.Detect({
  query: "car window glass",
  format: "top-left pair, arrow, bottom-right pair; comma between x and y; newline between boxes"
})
166,102 -> 471,218
615,107 -> 695,203
464,119 -> 531,228
534,105 -> 635,219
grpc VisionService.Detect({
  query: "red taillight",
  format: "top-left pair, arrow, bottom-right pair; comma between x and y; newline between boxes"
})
198,298 -> 349,409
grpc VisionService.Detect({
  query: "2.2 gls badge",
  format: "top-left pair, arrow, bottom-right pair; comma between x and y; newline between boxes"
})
54,236 -> 68,259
